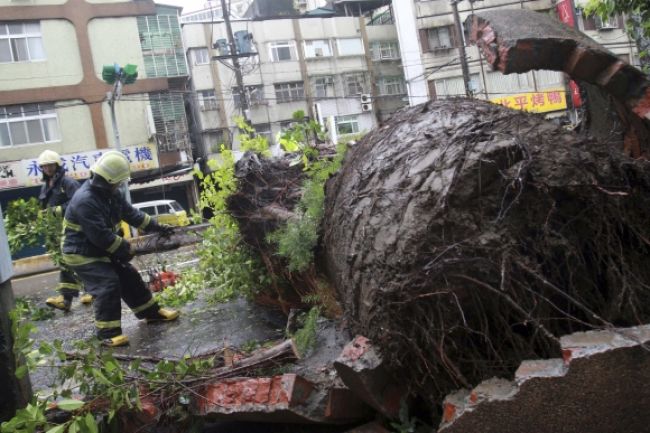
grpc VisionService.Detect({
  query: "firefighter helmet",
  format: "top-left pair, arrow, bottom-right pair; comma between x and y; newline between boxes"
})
37,150 -> 63,167
91,151 -> 130,185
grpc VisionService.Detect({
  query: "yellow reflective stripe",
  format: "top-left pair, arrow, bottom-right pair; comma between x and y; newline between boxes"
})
62,254 -> 111,266
132,297 -> 156,314
95,320 -> 121,329
107,236 -> 122,254
63,218 -> 82,231
138,213 -> 151,230
57,283 -> 81,291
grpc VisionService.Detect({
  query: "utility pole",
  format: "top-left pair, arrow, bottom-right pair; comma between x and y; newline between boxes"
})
451,0 -> 473,97
102,63 -> 138,201
221,0 -> 249,121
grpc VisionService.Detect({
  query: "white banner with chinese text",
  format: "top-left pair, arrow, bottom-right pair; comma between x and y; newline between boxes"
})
0,143 -> 159,190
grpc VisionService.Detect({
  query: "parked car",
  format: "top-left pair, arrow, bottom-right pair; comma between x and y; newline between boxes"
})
132,199 -> 190,227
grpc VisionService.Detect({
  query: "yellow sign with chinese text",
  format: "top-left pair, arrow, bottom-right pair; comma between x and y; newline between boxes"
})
490,89 -> 567,113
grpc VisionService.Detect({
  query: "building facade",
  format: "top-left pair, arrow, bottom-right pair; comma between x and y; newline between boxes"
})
0,0 -> 197,220
182,4 -> 407,159
393,0 -> 641,118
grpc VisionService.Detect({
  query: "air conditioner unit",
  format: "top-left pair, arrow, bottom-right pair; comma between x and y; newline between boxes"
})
360,94 -> 372,104
361,103 -> 373,112
595,16 -> 617,30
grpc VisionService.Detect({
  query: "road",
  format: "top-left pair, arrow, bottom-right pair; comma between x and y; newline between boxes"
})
9,249 -> 286,393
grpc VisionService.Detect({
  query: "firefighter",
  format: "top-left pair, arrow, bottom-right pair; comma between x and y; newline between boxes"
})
61,150 -> 179,347
38,150 -> 93,311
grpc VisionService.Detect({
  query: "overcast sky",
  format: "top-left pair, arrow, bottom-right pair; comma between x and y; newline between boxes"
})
155,0 -> 210,14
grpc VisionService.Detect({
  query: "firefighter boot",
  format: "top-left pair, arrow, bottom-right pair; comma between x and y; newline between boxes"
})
145,308 -> 180,323
46,295 -> 72,312
79,293 -> 94,305
102,334 -> 129,347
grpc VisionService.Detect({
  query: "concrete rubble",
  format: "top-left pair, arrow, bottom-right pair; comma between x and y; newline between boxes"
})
438,325 -> 650,433
333,336 -> 407,419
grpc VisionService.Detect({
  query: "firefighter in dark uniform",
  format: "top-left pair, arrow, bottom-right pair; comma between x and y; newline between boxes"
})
61,151 -> 179,347
38,150 -> 92,311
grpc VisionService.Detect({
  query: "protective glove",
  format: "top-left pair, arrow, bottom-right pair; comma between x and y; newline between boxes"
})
113,239 -> 135,263
148,221 -> 174,237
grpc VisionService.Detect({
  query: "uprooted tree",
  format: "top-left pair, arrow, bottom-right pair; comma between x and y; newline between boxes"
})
226,9 -> 650,411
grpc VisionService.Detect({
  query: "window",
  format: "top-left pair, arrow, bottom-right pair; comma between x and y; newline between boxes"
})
0,103 -> 60,147
335,115 -> 359,135
0,22 -> 45,63
198,90 -> 218,111
233,85 -> 264,109
193,47 -> 210,65
304,39 -> 333,58
254,123 -> 272,143
422,26 -> 454,51
269,41 -> 296,62
343,73 -> 366,96
434,74 -> 481,99
379,77 -> 405,95
336,38 -> 365,56
311,76 -> 335,98
371,41 -> 400,60
274,82 -> 304,103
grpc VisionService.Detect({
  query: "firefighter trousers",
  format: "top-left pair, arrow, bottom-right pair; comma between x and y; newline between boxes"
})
70,259 -> 159,339
56,263 -> 83,299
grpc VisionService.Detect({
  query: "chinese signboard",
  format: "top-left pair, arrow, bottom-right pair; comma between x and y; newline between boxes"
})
490,89 -> 568,113
0,143 -> 159,190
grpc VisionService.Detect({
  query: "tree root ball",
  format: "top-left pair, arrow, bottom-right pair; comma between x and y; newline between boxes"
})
322,99 -> 650,406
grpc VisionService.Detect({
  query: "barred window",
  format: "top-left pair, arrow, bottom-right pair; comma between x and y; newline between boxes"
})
371,41 -> 400,60
343,73 -> 366,96
311,76 -> 335,99
0,103 -> 60,147
380,77 -> 406,95
274,82 -> 304,103
198,90 -> 218,111
0,22 -> 45,63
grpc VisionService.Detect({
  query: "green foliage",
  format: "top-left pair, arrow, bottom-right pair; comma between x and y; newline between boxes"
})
193,145 -> 270,303
154,269 -> 202,307
292,307 -> 320,357
4,197 -> 63,263
3,306 -> 215,433
14,297 -> 55,321
234,116 -> 271,157
268,139 -> 348,272
277,110 -> 327,153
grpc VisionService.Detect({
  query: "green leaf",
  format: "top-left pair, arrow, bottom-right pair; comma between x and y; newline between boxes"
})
15,365 -> 28,379
45,424 -> 67,433
84,413 -> 98,433
56,399 -> 85,411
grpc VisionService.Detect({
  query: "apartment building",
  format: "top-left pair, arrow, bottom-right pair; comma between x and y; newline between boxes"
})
0,1 -> 196,213
181,1 -> 407,159
573,0 -> 642,67
392,0 -> 639,119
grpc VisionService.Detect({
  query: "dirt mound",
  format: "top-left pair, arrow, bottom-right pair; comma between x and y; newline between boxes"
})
322,98 -> 650,406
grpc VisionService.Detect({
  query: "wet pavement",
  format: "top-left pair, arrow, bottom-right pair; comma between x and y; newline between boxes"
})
12,247 -> 286,392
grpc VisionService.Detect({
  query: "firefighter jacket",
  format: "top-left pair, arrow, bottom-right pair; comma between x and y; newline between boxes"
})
38,167 -> 80,217
62,180 -> 154,266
